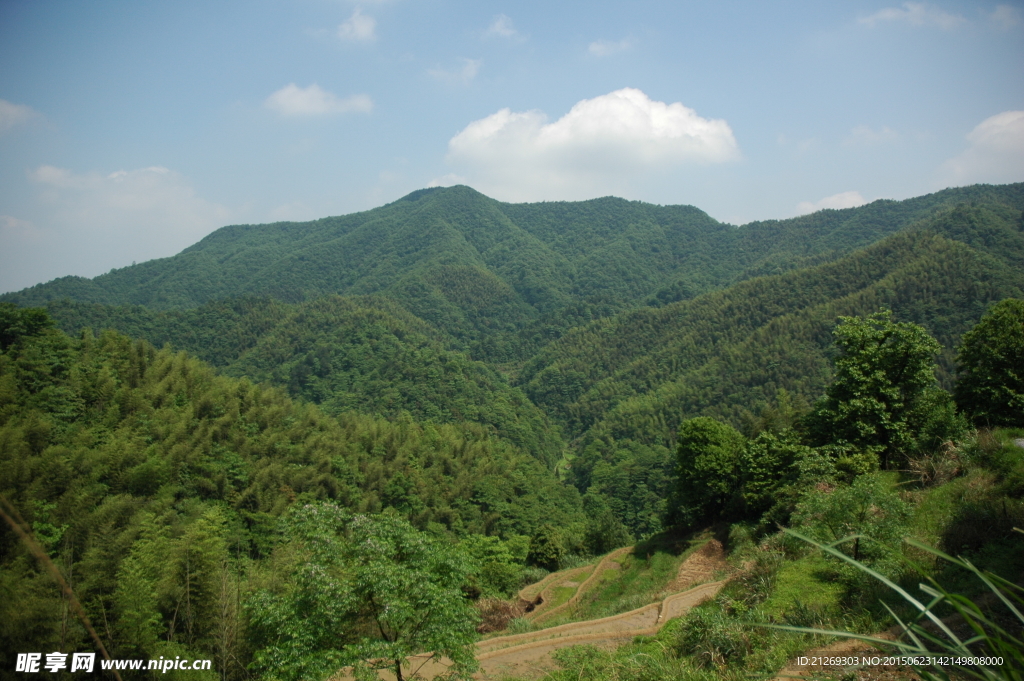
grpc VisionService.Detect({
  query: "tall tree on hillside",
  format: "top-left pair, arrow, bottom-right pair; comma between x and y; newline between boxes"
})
806,310 -> 961,469
954,298 -> 1024,427
669,417 -> 746,526
344,513 -> 479,681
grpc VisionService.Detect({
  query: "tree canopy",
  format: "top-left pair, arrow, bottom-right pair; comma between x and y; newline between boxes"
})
954,298 -> 1024,427
670,417 -> 745,526
805,310 -> 959,469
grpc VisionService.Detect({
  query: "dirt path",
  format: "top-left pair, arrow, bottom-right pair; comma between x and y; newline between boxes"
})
663,538 -> 728,594
473,542 -> 730,679
530,546 -> 632,625
336,542 -> 729,680
518,564 -> 593,620
475,580 -> 725,678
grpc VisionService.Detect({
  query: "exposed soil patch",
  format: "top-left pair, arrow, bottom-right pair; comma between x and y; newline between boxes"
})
476,598 -> 526,634
663,538 -> 730,594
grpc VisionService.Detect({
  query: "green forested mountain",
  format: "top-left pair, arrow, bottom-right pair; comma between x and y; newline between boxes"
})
36,295 -> 565,463
223,295 -> 564,465
0,320 -> 584,675
6,184 -> 1023,534
520,206 -> 1024,444
7,183 -> 1023,361
517,202 -> 1024,531
3,183 -> 1024,681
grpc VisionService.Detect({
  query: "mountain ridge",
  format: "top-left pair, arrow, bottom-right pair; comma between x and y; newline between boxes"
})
8,184 -> 1022,313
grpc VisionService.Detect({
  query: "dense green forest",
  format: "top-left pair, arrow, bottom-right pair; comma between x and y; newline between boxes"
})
2,183 -> 1023,680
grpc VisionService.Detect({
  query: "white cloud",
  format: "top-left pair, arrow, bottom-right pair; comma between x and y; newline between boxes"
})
264,83 -> 373,116
844,125 -> 899,146
428,59 -> 481,85
0,99 -> 37,133
588,38 -> 631,56
939,110 -> 1024,185
796,191 -> 868,215
858,2 -> 966,29
1,165 -> 233,293
338,8 -> 376,42
990,4 -> 1023,28
445,87 -> 739,201
485,14 -> 520,38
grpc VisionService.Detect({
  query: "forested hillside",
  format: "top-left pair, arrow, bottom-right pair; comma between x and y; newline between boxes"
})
7,183 -> 1023,361
0,313 -> 586,677
3,183 -> 1024,681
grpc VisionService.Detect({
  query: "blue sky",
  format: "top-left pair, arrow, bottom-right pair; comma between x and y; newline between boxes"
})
1,0 -> 1022,293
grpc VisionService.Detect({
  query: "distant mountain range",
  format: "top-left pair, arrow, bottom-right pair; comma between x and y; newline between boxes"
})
6,184 -> 1024,505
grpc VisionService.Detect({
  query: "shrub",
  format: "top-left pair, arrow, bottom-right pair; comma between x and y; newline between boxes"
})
765,529 -> 1024,681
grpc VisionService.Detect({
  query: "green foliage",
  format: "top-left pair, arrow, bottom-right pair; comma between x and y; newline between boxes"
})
806,310 -> 964,469
248,505 -> 480,681
225,295 -> 564,465
739,428 -> 813,519
791,473 -> 911,572
527,524 -> 566,571
670,417 -> 746,526
246,503 -> 354,681
343,513 -> 480,681
572,439 -> 673,538
675,603 -> 752,669
0,303 -> 53,351
0,321 -> 585,678
767,529 -> 1024,681
523,216 -> 1024,528
955,298 -> 1024,427
459,533 -> 529,597
582,492 -> 633,556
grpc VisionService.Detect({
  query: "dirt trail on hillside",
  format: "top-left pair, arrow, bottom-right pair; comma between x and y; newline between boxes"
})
663,538 -> 728,594
529,546 -> 632,625
475,580 -> 724,679
472,541 -> 730,679
335,542 -> 730,681
516,564 -> 593,620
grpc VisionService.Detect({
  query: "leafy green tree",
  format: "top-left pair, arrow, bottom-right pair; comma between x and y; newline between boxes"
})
954,298 -> 1024,427
670,417 -> 746,526
581,492 -> 633,555
527,524 -> 565,571
460,534 -> 529,598
791,473 -> 910,573
739,428 -> 812,519
246,503 -> 355,681
0,303 -> 52,351
807,310 -> 958,469
343,513 -> 479,681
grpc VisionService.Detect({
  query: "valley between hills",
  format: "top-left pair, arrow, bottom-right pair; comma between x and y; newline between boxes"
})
1,183 -> 1022,680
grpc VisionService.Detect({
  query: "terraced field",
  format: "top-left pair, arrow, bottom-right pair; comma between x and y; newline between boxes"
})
340,539 -> 731,680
